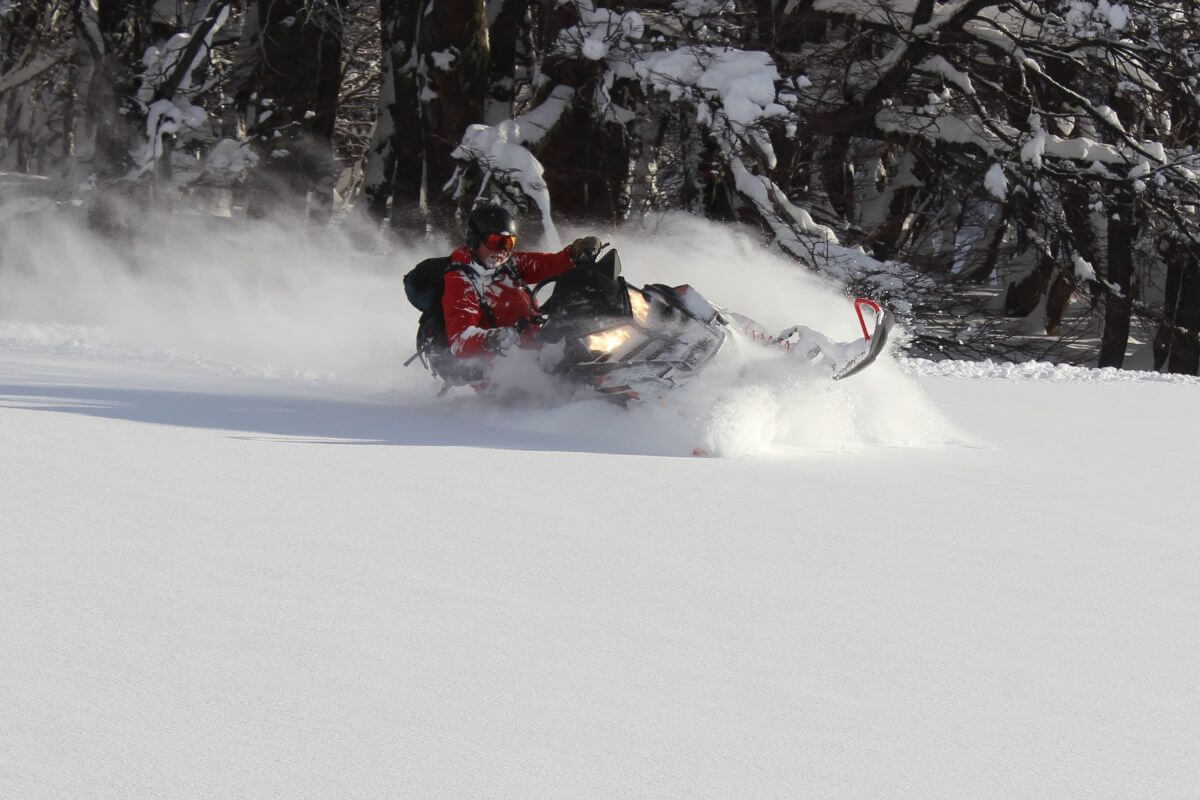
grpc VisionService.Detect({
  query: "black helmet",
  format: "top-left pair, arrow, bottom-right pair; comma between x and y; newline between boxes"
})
466,203 -> 517,248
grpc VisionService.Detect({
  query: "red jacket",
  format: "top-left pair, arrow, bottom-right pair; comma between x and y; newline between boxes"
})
443,244 -> 575,357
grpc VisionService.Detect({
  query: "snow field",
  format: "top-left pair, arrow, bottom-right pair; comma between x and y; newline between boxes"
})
3,350 -> 1198,798
3,213 -> 1199,797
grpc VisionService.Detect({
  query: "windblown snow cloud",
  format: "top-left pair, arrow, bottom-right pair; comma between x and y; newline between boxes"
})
0,210 -> 436,390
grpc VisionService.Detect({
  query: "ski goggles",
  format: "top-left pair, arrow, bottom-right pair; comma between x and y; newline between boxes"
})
483,232 -> 517,253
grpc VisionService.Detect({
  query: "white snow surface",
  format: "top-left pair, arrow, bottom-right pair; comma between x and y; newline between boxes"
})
2,214 -> 1199,798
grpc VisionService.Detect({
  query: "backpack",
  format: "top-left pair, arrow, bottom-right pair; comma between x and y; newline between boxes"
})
402,256 -> 494,384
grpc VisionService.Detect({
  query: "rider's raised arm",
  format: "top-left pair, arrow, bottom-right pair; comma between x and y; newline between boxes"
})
512,247 -> 574,284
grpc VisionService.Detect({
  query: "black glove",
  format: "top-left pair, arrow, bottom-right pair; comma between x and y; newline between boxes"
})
482,326 -> 520,354
514,314 -> 547,333
569,236 -> 602,263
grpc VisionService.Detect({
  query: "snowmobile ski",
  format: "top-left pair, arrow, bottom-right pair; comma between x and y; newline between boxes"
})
726,297 -> 894,382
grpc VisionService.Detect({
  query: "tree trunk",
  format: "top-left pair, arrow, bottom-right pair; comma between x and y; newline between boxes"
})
82,0 -> 147,181
1045,273 -> 1074,335
417,0 -> 489,231
1004,248 -> 1056,318
362,37 -> 399,220
751,0 -> 776,52
871,185 -> 920,263
960,200 -> 1010,282
224,0 -> 261,138
389,2 -> 424,230
1156,240 -> 1200,375
1062,182 -> 1099,268
364,0 -> 422,224
677,107 -> 723,217
150,2 -> 228,105
243,0 -> 348,222
73,0 -> 153,235
488,0 -> 529,112
821,135 -> 855,223
1098,186 -> 1137,367
529,1 -> 635,224
1169,256 -> 1200,375
1044,183 -> 1100,335
537,102 -> 634,223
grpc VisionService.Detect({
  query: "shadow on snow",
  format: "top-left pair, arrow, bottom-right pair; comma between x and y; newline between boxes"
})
0,381 -> 675,457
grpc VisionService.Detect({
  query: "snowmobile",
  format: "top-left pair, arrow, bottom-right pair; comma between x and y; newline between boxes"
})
525,247 -> 895,403
406,246 -> 893,403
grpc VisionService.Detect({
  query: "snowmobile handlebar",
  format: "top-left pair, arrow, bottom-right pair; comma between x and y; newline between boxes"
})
536,243 -> 616,297
515,314 -> 547,332
572,242 -> 611,269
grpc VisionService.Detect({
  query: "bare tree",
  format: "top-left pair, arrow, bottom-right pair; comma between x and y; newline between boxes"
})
362,0 -> 421,226
239,0 -> 349,221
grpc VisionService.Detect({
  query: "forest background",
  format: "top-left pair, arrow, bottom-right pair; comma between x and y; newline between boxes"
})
2,0 -> 1199,372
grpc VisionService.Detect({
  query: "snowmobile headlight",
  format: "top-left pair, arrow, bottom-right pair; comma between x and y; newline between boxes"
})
628,288 -> 650,325
585,326 -> 633,354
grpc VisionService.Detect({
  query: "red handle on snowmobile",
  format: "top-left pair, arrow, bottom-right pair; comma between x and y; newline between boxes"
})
854,298 -> 882,341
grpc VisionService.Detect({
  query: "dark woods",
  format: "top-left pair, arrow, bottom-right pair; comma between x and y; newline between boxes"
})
2,0 -> 1199,372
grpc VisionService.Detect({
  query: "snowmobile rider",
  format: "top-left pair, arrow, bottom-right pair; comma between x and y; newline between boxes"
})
443,203 -> 601,359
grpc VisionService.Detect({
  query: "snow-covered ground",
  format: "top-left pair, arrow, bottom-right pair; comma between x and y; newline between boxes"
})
2,216 -> 1198,797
